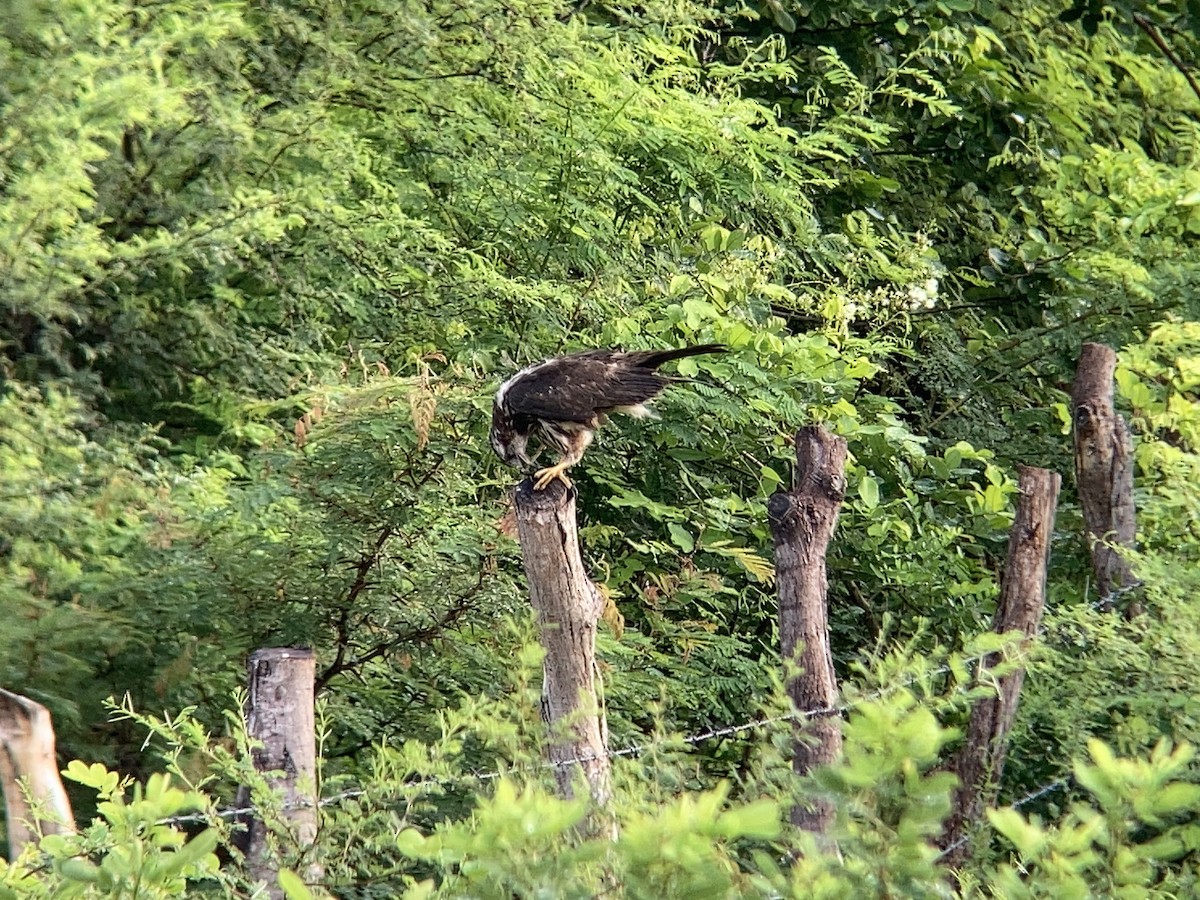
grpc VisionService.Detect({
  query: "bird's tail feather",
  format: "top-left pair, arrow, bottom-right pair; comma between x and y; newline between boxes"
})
633,343 -> 726,370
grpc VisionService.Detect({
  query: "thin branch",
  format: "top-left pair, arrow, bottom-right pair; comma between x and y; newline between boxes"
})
316,526 -> 395,688
314,576 -> 483,691
1133,13 -> 1200,105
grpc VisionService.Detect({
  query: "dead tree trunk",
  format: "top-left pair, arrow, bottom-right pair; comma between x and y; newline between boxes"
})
768,425 -> 847,835
0,690 -> 74,859
1072,342 -> 1137,608
940,466 -> 1060,866
513,479 -> 611,815
241,648 -> 320,898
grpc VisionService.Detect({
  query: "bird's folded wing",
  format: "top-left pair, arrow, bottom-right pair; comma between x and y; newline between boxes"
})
503,359 -> 670,422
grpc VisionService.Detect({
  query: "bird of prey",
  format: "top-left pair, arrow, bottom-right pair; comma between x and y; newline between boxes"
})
490,344 -> 724,490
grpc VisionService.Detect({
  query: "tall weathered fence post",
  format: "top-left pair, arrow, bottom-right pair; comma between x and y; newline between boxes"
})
940,465 -> 1060,865
1072,342 -> 1137,608
0,689 -> 74,859
241,648 -> 320,898
768,425 -> 847,835
513,479 -> 612,816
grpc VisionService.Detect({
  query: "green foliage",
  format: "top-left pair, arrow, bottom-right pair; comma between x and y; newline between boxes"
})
6,0 -> 1200,894
734,0 -> 1200,462
0,0 -> 297,411
981,741 -> 1200,898
780,691 -> 959,899
9,642 -> 1200,897
1118,322 -> 1200,552
394,778 -> 783,899
97,375 -> 531,765
0,383 -> 162,757
0,764 -> 221,898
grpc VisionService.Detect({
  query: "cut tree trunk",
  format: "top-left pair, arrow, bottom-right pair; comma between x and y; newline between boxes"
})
768,425 -> 848,835
0,689 -> 74,860
241,648 -> 321,898
1072,342 -> 1137,608
940,466 -> 1060,866
513,479 -> 612,818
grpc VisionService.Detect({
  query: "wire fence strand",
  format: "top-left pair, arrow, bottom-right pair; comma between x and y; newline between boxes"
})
150,574 -> 1130,834
155,649 -> 1001,827
936,775 -> 1073,861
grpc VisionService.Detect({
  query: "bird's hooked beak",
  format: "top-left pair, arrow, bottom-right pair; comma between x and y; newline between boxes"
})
491,430 -> 530,469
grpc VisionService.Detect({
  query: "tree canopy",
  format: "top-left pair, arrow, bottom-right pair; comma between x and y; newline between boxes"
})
4,0 -> 1200,895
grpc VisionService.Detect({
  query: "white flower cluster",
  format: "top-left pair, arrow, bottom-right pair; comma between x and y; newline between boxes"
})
907,277 -> 940,310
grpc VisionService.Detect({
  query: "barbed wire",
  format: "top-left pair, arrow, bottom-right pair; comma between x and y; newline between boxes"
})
1084,571 -> 1145,612
936,774 -> 1073,861
149,572 -> 1152,832
155,649 -> 997,827
1094,579 -> 1145,611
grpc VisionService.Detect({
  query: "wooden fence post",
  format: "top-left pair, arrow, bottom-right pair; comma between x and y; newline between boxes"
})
513,479 -> 612,817
768,425 -> 847,835
0,689 -> 74,859
241,648 -> 321,898
940,465 -> 1060,865
1072,342 -> 1138,609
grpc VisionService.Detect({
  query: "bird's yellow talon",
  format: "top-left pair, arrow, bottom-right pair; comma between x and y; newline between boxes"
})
533,465 -> 573,491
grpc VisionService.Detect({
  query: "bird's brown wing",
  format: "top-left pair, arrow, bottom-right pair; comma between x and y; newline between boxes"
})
503,355 -> 672,423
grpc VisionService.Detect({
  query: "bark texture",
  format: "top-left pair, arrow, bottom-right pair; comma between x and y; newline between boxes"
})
513,479 -> 611,811
242,648 -> 320,898
0,689 -> 73,859
940,466 -> 1060,866
768,425 -> 847,834
1072,342 -> 1137,606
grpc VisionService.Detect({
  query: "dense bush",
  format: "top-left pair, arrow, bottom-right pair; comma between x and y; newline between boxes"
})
3,0 -> 1200,894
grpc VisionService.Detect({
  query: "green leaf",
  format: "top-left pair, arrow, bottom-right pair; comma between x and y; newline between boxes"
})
718,799 -> 781,839
157,828 -> 219,877
987,807 -> 1046,857
858,474 -> 881,509
63,761 -> 120,796
760,465 -> 783,491
668,274 -> 693,296
396,828 -> 429,857
667,522 -> 694,553
278,868 -> 315,900
769,5 -> 797,33
57,858 -> 102,884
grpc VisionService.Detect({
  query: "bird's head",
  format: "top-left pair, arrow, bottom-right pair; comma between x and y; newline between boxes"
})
489,403 -> 531,469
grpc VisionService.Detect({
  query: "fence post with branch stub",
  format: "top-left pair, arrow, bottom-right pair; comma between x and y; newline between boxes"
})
768,425 -> 847,835
940,465 -> 1060,866
0,689 -> 74,860
1072,342 -> 1139,610
513,478 -> 612,820
240,648 -> 321,898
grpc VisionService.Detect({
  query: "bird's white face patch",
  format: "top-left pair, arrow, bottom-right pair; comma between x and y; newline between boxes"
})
490,428 -> 507,460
